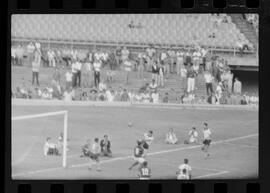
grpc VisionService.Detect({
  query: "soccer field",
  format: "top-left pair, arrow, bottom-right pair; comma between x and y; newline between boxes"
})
11,102 -> 258,179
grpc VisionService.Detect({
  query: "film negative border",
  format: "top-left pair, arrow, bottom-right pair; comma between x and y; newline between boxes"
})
5,0 -> 270,193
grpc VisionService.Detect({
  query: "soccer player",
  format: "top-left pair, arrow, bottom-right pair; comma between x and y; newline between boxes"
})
177,168 -> 189,180
201,122 -> 212,158
176,158 -> 192,179
129,140 -> 145,170
81,139 -> 92,157
142,130 -> 154,155
184,127 -> 199,144
165,128 -> 178,144
57,132 -> 69,151
88,138 -> 101,171
138,161 -> 151,180
44,137 -> 60,156
100,135 -> 112,157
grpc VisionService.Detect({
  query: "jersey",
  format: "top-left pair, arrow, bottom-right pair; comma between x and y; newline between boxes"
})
203,129 -> 211,140
188,130 -> 198,143
144,133 -> 154,146
139,167 -> 151,179
134,146 -> 144,158
178,164 -> 192,177
91,142 -> 100,154
177,173 -> 189,180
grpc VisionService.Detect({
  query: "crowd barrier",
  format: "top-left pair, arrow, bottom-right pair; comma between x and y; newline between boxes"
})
11,98 -> 258,111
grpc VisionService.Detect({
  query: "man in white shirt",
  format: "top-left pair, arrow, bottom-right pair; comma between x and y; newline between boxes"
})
167,49 -> 176,73
32,43 -> 41,86
121,46 -> 130,63
93,58 -> 102,88
200,47 -> 208,71
86,138 -> 101,171
204,71 -> 213,96
65,69 -> 73,90
176,159 -> 192,179
165,128 -> 178,144
184,127 -> 199,144
192,50 -> 201,73
44,137 -> 60,156
151,89 -> 159,103
215,82 -> 223,104
124,60 -> 132,84
176,50 -> 184,74
201,122 -> 212,158
63,87 -> 75,101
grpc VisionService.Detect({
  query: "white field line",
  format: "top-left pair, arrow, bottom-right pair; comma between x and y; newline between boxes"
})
193,171 -> 230,179
12,133 -> 258,177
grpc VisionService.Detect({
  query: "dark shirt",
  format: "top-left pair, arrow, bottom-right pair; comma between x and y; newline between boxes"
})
100,139 -> 111,152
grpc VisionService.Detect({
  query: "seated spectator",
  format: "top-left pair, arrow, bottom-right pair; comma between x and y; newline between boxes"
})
100,135 -> 112,157
114,88 -> 123,102
151,89 -> 159,103
207,93 -> 216,104
165,128 -> 178,144
98,90 -> 106,101
98,81 -> 107,91
139,83 -> 149,93
121,89 -> 130,102
134,92 -> 143,102
89,89 -> 98,101
142,91 -> 150,103
63,87 -> 75,101
106,89 -> 115,102
41,88 -> 51,100
80,91 -> 88,101
149,79 -> 158,92
163,92 -> 169,103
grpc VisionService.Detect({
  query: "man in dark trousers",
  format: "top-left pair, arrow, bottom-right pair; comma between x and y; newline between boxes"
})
100,135 -> 112,157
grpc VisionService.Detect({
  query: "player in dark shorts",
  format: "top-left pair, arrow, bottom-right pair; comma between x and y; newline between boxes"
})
139,161 -> 151,180
201,122 -> 212,158
129,140 -> 145,170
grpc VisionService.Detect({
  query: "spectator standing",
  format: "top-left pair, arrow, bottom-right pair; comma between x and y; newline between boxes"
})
192,50 -> 201,74
186,63 -> 196,95
93,58 -> 102,88
137,56 -> 145,80
204,71 -> 214,96
65,68 -> 73,90
76,59 -> 82,87
157,62 -> 165,87
121,46 -> 130,65
151,61 -> 159,83
121,89 -> 130,102
47,49 -> 56,67
151,89 -> 159,103
200,47 -> 208,71
149,79 -> 158,93
124,59 -> 133,84
176,50 -> 184,74
167,48 -> 176,73
233,78 -> 242,95
215,82 -> 223,104
71,59 -> 78,88
32,43 -> 41,86
52,67 -> 61,85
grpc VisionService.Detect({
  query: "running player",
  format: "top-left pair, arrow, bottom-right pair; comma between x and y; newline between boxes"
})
176,158 -> 192,179
142,130 -> 154,155
201,122 -> 212,158
138,161 -> 151,180
129,140 -> 145,170
88,138 -> 101,171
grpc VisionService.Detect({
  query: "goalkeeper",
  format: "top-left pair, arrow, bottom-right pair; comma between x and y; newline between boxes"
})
44,137 -> 60,156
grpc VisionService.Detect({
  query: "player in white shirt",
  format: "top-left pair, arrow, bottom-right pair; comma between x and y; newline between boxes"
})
142,130 -> 154,155
87,138 -> 101,171
201,122 -> 212,158
177,168 -> 189,180
184,127 -> 199,144
176,158 -> 192,179
44,137 -> 60,156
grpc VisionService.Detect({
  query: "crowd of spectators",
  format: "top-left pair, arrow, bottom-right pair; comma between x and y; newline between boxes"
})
244,14 -> 258,35
11,42 -> 258,106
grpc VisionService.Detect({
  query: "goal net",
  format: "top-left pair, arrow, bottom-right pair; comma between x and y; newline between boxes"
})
12,111 -> 68,177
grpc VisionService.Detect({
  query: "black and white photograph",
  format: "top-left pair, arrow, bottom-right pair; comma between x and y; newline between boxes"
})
11,14 -> 258,180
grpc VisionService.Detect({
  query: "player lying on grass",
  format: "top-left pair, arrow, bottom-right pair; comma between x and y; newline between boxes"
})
82,138 -> 101,171
100,135 -> 112,157
43,137 -> 60,156
201,122 -> 212,158
138,161 -> 151,180
129,140 -> 145,170
176,158 -> 192,179
184,127 -> 199,144
141,130 -> 154,155
165,128 -> 178,144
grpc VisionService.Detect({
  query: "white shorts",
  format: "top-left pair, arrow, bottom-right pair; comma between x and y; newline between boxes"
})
134,157 -> 145,163
187,78 -> 195,92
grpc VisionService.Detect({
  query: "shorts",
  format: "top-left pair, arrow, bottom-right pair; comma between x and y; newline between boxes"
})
89,152 -> 100,161
134,156 -> 145,164
139,177 -> 150,180
203,139 -> 211,146
143,142 -> 149,150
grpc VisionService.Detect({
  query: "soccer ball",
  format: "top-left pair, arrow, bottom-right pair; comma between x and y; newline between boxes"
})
128,122 -> 133,128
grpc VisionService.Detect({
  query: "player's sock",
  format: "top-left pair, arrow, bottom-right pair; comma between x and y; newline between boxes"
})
129,162 -> 138,170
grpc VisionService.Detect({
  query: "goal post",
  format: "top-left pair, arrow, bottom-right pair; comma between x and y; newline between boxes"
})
12,110 -> 69,168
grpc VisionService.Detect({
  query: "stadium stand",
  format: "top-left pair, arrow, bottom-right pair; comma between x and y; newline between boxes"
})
12,14 -> 254,51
